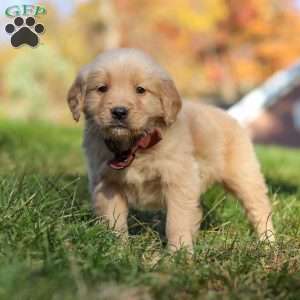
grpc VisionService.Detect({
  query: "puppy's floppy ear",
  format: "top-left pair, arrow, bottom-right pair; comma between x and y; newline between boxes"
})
160,79 -> 182,126
67,70 -> 87,122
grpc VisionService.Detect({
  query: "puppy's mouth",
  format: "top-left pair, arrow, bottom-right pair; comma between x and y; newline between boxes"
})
108,123 -> 128,129
104,128 -> 162,170
103,123 -> 133,153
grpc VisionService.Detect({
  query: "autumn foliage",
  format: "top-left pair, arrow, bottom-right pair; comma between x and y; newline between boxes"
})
1,0 -> 300,121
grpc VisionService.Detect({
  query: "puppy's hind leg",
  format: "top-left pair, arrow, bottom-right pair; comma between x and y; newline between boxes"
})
223,136 -> 275,241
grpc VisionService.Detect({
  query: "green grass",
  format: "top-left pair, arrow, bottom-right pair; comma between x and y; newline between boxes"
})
0,119 -> 300,300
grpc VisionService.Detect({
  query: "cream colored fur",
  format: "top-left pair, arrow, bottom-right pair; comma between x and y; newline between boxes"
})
67,48 -> 274,251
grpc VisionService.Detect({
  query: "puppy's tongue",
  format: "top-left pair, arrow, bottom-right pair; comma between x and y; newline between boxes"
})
109,129 -> 162,170
108,151 -> 135,170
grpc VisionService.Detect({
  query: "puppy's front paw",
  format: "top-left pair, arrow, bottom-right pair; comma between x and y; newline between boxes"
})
259,229 -> 276,243
167,234 -> 194,254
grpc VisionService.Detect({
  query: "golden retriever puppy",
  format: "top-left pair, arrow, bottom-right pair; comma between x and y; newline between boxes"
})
67,48 -> 274,251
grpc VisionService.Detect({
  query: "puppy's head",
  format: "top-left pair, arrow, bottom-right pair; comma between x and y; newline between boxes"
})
67,48 -> 181,152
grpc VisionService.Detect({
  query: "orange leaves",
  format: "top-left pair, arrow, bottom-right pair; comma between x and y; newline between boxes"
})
151,0 -> 228,32
2,0 -> 300,116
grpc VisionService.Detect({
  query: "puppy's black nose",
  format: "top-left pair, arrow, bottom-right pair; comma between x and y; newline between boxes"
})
111,106 -> 128,120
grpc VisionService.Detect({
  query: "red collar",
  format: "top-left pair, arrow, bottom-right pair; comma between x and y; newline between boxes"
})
108,129 -> 162,170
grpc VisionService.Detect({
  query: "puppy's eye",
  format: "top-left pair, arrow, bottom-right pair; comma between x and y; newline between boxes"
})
97,85 -> 108,93
136,86 -> 146,94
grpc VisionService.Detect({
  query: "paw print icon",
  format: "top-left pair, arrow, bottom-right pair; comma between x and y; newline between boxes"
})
5,16 -> 45,48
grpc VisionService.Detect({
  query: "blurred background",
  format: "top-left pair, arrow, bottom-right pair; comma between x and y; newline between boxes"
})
1,0 -> 300,147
